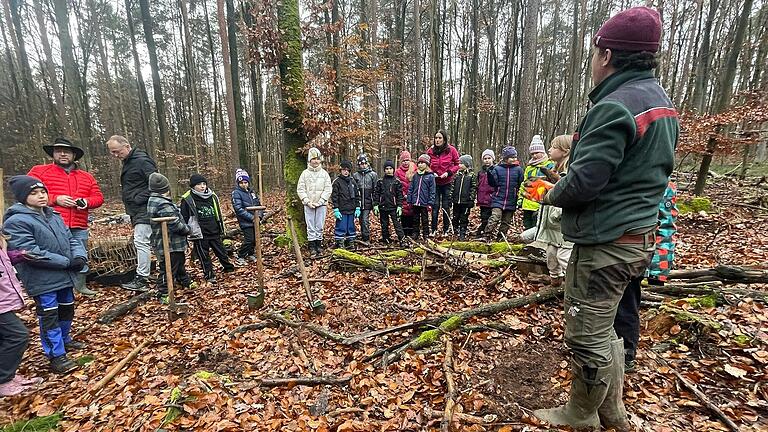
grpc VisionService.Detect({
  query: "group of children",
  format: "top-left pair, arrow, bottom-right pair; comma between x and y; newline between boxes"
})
292,133 -> 573,258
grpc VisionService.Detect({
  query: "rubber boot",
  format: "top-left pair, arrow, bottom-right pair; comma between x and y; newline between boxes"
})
533,361 -> 610,430
335,239 -> 345,249
346,238 -> 356,251
599,338 -> 630,431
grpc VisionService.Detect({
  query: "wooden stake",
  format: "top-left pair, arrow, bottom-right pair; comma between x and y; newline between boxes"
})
246,206 -> 266,293
287,216 -> 322,312
151,216 -> 179,321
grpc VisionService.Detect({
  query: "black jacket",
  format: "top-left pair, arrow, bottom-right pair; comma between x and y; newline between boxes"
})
120,148 -> 157,225
451,169 -> 477,206
374,175 -> 404,211
331,175 -> 360,214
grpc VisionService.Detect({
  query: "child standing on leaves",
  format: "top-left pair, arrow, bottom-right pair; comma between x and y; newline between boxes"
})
395,151 -> 417,238
532,135 -> 573,287
297,148 -> 332,257
3,175 -> 87,375
148,173 -> 193,301
231,169 -> 263,265
374,160 -> 406,246
332,161 -> 361,249
0,229 -> 44,396
451,155 -> 477,240
519,135 -> 555,230
352,154 -> 378,243
407,154 -> 436,240
181,174 -> 235,284
484,146 -> 524,241
475,149 -> 496,237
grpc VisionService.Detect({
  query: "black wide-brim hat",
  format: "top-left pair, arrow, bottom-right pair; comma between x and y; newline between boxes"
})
43,137 -> 84,161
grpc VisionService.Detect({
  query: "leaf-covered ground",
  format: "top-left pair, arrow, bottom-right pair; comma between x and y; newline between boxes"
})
1,177 -> 767,431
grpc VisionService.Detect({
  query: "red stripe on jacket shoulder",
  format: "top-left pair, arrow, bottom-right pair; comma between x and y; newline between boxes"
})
635,107 -> 678,138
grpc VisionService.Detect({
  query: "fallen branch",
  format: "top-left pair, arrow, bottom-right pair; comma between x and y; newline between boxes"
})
91,328 -> 162,394
260,311 -> 347,343
668,265 -> 768,284
97,291 -> 154,324
383,316 -> 464,365
257,375 -> 351,388
331,249 -> 422,274
424,407 -> 498,425
647,284 -> 768,303
441,335 -> 456,432
655,358 -> 741,432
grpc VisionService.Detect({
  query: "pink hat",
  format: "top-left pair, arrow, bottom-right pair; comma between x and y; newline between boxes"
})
399,150 -> 412,162
594,7 -> 662,53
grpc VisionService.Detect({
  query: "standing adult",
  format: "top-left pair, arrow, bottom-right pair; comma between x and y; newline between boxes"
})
426,130 -> 459,235
106,135 -> 157,291
532,7 -> 678,431
28,137 -> 104,296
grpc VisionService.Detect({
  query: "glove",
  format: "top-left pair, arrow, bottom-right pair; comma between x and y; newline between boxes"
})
523,178 -> 554,203
333,208 -> 342,220
67,257 -> 87,272
396,207 -> 402,217
7,250 -> 27,265
354,207 -> 361,218
373,205 -> 379,216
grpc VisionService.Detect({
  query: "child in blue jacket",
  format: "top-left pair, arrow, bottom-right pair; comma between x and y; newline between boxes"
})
407,154 -> 437,240
484,146 -> 524,241
231,169 -> 263,265
3,176 -> 87,375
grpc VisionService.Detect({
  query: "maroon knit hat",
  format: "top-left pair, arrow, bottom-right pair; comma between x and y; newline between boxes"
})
594,7 -> 662,53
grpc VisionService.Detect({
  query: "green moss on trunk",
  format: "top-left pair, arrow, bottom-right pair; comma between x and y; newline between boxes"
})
438,241 -> 523,255
332,249 -> 420,273
413,315 -> 462,349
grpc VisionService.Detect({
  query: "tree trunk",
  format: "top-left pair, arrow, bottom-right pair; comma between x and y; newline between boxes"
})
32,0 -> 67,131
124,0 -> 154,153
690,0 -> 718,113
218,0 -> 240,171
226,0 -> 248,169
428,0 -> 444,132
413,0 -> 424,142
693,0 -> 753,196
515,0 -> 540,163
138,0 -> 169,156
6,0 -> 32,107
277,0 -> 307,239
179,0 -> 201,171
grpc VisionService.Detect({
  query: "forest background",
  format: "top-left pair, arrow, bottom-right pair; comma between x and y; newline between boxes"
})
0,0 -> 767,201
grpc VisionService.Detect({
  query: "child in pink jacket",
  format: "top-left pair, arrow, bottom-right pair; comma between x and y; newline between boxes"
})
0,239 -> 42,397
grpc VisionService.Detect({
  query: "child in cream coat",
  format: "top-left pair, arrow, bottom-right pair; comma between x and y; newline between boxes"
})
297,147 -> 332,257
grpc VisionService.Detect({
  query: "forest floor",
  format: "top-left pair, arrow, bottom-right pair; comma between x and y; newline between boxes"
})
1,175 -> 767,432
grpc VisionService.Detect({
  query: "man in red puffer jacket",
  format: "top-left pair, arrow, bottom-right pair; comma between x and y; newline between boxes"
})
28,137 -> 104,296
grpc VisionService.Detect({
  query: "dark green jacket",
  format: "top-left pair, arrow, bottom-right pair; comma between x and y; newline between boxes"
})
544,70 -> 678,245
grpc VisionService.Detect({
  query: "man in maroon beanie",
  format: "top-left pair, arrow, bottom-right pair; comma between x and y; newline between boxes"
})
531,7 -> 678,431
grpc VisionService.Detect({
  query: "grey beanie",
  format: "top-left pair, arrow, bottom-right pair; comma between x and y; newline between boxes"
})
459,154 -> 473,169
149,172 -> 170,193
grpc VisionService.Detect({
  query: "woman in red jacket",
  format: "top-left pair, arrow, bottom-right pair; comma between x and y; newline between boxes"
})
426,130 -> 460,235
28,138 -> 104,296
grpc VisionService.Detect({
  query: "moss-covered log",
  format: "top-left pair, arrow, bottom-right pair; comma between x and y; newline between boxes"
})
331,249 -> 421,274
668,265 -> 768,284
383,316 -> 463,365
437,241 -> 523,255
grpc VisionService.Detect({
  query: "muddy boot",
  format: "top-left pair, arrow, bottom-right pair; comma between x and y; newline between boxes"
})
335,239 -> 345,249
533,361 -> 609,430
345,238 -> 356,251
599,338 -> 630,431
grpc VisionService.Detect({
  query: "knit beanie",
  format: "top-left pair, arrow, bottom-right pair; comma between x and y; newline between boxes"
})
594,7 -> 662,53
235,168 -> 250,183
459,154 -> 473,169
417,154 -> 431,165
529,135 -> 546,154
149,172 -> 170,194
399,150 -> 411,162
482,149 -> 495,160
189,173 -> 207,188
357,153 -> 369,165
9,175 -> 47,203
307,147 -> 322,162
384,160 -> 395,170
501,146 -> 518,159
340,160 -> 353,171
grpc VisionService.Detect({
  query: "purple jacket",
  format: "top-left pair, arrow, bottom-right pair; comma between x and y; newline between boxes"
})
476,165 -> 495,207
0,247 -> 25,314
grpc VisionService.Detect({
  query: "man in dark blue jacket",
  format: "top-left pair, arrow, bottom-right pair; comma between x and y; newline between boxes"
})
533,7 -> 678,431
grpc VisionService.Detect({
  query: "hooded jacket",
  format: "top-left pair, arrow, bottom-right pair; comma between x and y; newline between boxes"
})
427,144 -> 460,186
352,168 -> 378,210
476,164 -> 495,207
0,247 -> 25,314
451,168 -> 477,205
297,165 -> 332,207
331,175 -> 361,214
28,163 -> 105,229
3,204 -> 85,297
395,161 -> 417,215
232,185 -> 262,228
408,170 -> 436,207
147,193 -> 190,254
120,148 -> 157,226
488,162 -> 524,210
374,175 -> 404,211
